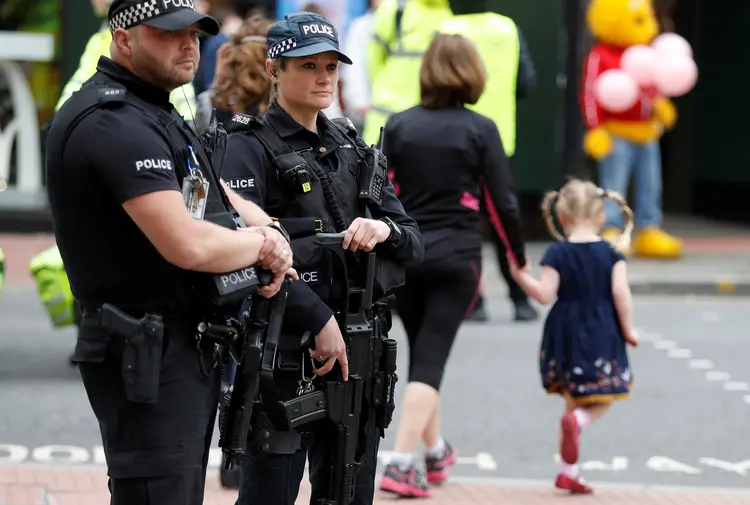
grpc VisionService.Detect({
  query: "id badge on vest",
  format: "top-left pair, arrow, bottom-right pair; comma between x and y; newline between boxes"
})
182,146 -> 210,220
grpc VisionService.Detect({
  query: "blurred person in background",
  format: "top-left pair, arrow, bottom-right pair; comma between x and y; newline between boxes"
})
440,0 -> 539,323
362,0 -> 452,145
379,33 -> 527,498
340,0 -> 381,132
194,14 -> 274,133
54,0 -> 196,121
194,0 -> 274,95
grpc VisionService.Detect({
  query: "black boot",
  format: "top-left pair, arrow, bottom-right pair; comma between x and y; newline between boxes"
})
466,295 -> 489,322
513,298 -> 539,322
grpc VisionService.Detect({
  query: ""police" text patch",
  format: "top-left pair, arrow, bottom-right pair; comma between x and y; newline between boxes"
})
224,178 -> 255,190
298,21 -> 336,40
162,0 -> 195,10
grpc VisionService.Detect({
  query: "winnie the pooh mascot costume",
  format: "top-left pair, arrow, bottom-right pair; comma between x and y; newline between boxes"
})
581,0 -> 682,259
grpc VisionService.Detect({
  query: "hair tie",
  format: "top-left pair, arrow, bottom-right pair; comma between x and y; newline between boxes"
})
597,187 -> 605,197
240,35 -> 267,44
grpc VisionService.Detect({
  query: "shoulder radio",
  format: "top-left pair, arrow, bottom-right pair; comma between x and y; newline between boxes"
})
358,126 -> 388,207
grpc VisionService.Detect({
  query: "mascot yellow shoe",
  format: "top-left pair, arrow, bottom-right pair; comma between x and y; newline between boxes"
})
632,227 -> 683,259
581,0 -> 685,260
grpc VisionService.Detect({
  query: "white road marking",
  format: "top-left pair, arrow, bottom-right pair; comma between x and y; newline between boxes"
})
723,382 -> 749,392
667,348 -> 693,359
698,458 -> 750,476
653,340 -> 677,350
580,457 -> 629,472
641,318 -> 750,409
646,456 -> 701,475
705,371 -> 731,382
688,359 -> 714,370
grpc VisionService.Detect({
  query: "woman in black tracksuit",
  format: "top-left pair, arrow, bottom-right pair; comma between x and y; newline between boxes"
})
378,33 -> 527,498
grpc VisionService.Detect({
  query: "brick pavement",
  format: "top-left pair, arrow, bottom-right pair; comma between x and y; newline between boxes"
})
2,466 -> 750,505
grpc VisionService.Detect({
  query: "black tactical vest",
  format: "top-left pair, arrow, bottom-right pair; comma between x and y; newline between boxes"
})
50,80 -> 264,310
228,113 -> 367,301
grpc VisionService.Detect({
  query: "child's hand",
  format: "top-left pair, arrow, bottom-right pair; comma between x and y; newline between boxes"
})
624,330 -> 639,347
507,253 -> 530,280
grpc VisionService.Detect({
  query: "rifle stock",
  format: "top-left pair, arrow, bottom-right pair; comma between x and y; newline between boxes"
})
218,278 -> 290,469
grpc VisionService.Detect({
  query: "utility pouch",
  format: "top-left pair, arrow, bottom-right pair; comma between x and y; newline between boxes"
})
275,152 -> 313,194
99,303 -> 165,404
374,256 -> 405,295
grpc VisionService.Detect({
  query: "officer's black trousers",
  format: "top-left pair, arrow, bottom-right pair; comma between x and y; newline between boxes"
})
77,323 -> 221,505
236,380 -> 382,505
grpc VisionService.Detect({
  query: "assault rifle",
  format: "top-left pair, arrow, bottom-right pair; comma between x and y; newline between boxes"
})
199,269 -> 290,470
283,232 -> 399,505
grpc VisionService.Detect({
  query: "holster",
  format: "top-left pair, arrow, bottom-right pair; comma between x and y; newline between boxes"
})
248,402 -> 312,455
87,303 -> 165,404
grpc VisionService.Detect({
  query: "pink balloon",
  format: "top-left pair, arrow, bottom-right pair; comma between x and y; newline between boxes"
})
655,56 -> 698,97
621,45 -> 659,87
595,69 -> 639,113
652,33 -> 693,59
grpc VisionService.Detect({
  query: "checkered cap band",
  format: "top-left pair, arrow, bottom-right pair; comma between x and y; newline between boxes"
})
109,0 -> 162,31
268,37 -> 297,59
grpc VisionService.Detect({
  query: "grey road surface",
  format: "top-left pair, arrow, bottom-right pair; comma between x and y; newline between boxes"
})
1,287 -> 749,489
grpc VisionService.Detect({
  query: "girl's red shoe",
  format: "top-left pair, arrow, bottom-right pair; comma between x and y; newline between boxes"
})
555,473 -> 594,494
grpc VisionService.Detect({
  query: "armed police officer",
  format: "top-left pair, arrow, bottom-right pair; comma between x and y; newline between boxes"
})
221,12 -> 424,505
45,1 -> 299,504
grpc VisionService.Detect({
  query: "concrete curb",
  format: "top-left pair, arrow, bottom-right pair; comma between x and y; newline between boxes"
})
630,278 -> 750,296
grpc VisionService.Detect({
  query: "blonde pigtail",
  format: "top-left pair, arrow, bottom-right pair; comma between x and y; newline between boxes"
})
541,190 -> 565,242
602,189 -> 634,251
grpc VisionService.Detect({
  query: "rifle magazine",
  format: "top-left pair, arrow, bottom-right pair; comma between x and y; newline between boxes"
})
283,390 -> 328,429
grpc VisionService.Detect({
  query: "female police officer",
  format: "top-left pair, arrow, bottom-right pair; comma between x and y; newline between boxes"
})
221,11 -> 424,505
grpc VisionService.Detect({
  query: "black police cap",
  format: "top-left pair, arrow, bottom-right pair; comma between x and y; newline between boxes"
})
108,0 -> 220,36
267,12 -> 352,65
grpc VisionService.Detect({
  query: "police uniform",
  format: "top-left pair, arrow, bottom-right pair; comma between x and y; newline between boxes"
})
45,3 -> 254,504
221,13 -> 424,505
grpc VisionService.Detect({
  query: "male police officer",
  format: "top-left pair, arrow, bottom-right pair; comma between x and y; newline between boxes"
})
222,12 -> 424,505
45,1 -> 297,503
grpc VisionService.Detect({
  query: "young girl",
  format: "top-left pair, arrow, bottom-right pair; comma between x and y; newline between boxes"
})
509,179 -> 639,494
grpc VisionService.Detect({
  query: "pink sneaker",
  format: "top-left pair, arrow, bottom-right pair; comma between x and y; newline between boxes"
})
425,441 -> 457,484
379,463 -> 431,498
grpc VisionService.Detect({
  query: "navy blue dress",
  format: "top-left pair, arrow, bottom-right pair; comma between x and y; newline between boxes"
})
539,240 -> 633,404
